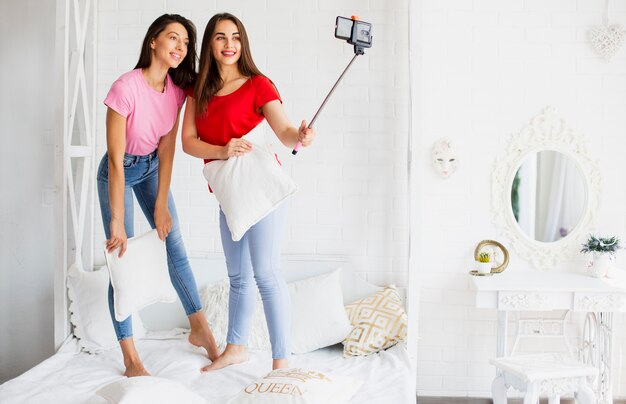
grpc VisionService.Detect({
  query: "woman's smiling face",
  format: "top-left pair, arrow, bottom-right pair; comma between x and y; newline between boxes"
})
151,22 -> 189,68
211,19 -> 241,67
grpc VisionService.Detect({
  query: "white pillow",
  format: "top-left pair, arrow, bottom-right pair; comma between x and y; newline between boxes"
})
226,368 -> 362,404
201,269 -> 351,354
202,125 -> 297,242
96,376 -> 209,404
201,280 -> 271,351
104,229 -> 177,321
289,269 -> 352,354
67,264 -> 145,353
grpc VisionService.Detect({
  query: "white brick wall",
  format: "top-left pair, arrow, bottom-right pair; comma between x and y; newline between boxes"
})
415,0 -> 626,398
94,2 -> 409,285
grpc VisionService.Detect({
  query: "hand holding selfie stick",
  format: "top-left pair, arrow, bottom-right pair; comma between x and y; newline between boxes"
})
292,16 -> 372,155
292,54 -> 361,155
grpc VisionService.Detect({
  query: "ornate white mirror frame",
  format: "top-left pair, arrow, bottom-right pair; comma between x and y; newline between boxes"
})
491,106 -> 602,270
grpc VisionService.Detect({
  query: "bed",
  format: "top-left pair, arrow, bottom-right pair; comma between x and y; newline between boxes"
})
0,257 -> 415,404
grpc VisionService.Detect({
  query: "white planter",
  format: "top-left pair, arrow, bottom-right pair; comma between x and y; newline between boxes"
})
476,262 -> 492,275
588,253 -> 612,278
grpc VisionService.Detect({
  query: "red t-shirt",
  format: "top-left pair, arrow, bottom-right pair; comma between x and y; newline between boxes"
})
188,75 -> 282,164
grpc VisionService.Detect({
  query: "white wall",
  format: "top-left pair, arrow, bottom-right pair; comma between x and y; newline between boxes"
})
0,0 -> 57,383
94,1 -> 410,285
415,0 -> 626,397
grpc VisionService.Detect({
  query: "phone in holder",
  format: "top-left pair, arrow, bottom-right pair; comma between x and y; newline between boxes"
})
292,15 -> 373,156
334,16 -> 373,52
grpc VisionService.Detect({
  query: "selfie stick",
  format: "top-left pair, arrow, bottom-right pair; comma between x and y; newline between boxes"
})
291,53 -> 362,155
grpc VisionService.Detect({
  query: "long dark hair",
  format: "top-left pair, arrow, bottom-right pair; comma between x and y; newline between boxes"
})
195,13 -> 265,115
134,14 -> 197,88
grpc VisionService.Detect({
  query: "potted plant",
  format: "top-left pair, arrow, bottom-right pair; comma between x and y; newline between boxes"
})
476,252 -> 492,275
581,235 -> 621,278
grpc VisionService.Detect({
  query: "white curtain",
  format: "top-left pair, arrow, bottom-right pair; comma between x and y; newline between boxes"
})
535,152 -> 584,242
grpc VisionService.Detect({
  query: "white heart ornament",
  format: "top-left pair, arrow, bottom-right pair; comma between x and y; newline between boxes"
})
588,24 -> 625,60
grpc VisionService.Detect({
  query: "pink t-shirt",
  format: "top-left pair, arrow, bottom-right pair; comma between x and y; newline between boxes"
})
104,69 -> 186,155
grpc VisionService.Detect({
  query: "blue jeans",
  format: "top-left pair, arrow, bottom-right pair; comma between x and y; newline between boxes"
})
97,151 -> 203,341
220,204 -> 290,359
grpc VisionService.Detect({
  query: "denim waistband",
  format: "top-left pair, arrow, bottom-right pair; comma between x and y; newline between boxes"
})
124,150 -> 157,164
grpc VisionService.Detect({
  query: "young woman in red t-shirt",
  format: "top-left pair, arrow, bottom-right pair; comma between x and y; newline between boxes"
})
181,12 -> 315,371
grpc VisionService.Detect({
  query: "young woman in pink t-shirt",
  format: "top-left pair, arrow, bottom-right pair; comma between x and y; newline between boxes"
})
181,13 -> 316,371
97,14 -> 219,377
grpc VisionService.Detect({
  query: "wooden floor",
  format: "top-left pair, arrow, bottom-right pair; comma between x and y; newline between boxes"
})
417,398 -> 626,404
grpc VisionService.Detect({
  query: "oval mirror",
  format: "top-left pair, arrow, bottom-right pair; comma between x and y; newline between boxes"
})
491,107 -> 602,270
511,150 -> 587,243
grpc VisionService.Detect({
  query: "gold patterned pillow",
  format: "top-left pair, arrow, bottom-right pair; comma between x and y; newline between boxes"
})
342,286 -> 408,357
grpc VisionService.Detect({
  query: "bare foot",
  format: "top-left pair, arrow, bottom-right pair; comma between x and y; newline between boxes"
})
119,338 -> 149,377
272,358 -> 289,370
188,330 -> 220,362
187,312 -> 220,361
201,344 -> 248,372
124,362 -> 150,377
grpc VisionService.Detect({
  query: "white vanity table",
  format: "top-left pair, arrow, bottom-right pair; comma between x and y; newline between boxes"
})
471,269 -> 626,403
475,107 -> 625,401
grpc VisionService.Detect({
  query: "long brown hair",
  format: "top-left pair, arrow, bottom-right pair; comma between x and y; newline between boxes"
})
195,13 -> 264,115
134,14 -> 197,88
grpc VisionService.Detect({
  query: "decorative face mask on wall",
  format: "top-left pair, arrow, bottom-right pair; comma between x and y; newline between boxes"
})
431,138 -> 458,179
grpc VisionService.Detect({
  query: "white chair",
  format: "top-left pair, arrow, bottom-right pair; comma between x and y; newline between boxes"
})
490,353 -> 597,404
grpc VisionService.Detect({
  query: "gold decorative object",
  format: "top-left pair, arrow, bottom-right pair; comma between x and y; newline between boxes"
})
474,240 -> 509,274
468,270 -> 494,277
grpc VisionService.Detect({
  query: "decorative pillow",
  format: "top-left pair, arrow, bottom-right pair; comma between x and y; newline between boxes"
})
67,264 -> 145,353
342,286 -> 408,357
200,269 -> 351,354
289,269 -> 352,354
201,279 -> 270,351
202,126 -> 297,242
225,368 -> 362,404
96,376 -> 209,404
103,229 -> 177,321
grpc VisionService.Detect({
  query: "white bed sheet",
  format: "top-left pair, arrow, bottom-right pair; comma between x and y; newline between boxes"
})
0,334 -> 413,404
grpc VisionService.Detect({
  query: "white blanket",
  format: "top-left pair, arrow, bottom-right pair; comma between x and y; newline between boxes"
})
0,335 -> 413,404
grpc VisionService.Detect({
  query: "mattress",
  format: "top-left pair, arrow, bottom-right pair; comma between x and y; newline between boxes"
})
0,334 -> 413,404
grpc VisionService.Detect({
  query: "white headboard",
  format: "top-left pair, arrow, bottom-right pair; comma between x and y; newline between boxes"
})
139,255 -> 382,331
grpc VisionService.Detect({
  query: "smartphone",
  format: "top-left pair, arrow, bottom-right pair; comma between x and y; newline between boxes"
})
335,16 -> 353,40
334,16 -> 372,48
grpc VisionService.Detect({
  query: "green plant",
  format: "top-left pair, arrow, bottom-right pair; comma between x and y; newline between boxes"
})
478,252 -> 491,263
581,235 -> 622,255
511,171 -> 521,222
